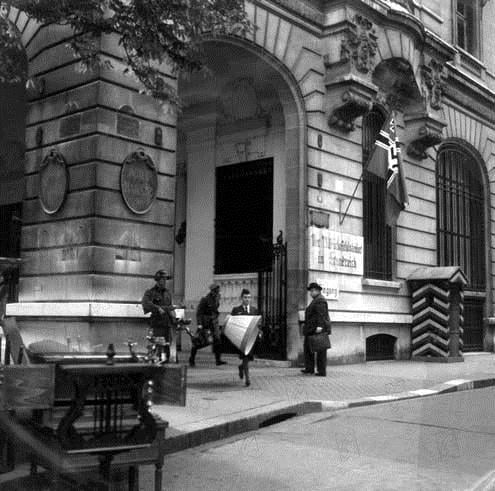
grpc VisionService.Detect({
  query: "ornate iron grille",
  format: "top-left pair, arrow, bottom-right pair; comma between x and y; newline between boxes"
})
436,146 -> 485,290
257,235 -> 287,360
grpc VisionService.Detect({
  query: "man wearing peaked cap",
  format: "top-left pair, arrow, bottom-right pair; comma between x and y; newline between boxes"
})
142,269 -> 175,362
190,283 -> 225,367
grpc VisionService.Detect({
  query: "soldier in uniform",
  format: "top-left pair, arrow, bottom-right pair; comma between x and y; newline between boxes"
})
189,284 -> 226,367
142,269 -> 176,363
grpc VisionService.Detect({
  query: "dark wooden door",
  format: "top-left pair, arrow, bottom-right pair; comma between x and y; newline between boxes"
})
215,159 -> 273,274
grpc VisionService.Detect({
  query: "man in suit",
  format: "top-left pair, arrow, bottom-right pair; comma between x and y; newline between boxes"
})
141,269 -> 176,363
231,289 -> 260,387
301,282 -> 331,376
190,284 -> 226,367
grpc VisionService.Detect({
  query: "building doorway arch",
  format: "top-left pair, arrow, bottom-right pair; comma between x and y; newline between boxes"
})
436,141 -> 488,351
175,38 -> 306,360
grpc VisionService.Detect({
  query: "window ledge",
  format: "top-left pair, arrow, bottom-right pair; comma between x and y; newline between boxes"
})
456,47 -> 485,77
362,278 -> 402,290
464,290 -> 487,298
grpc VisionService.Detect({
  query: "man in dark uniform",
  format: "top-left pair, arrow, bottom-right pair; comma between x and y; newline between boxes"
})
231,288 -> 260,387
189,284 -> 226,367
301,282 -> 331,376
142,269 -> 176,363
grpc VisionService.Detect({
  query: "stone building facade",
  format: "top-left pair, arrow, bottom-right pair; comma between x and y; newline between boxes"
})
2,0 -> 495,364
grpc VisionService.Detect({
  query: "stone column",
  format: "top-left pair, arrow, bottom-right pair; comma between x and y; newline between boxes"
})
7,32 -> 177,351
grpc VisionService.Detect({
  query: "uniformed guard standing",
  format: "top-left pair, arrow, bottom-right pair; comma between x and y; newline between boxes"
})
141,269 -> 176,363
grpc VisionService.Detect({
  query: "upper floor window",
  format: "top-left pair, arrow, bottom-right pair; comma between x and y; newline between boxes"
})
362,108 -> 393,280
436,143 -> 485,290
455,0 -> 480,57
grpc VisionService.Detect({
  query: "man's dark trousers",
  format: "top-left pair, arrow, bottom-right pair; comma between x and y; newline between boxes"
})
304,336 -> 327,375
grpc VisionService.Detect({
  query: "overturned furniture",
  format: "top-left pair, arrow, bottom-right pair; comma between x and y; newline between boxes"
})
0,318 -> 187,490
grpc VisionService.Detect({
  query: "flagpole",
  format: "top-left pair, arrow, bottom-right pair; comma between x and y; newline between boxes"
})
339,171 -> 364,225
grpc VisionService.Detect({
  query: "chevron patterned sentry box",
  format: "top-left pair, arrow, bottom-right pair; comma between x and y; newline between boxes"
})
408,267 -> 467,363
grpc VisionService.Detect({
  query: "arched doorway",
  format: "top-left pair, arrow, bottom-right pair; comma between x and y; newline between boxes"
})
175,39 -> 306,360
436,142 -> 487,350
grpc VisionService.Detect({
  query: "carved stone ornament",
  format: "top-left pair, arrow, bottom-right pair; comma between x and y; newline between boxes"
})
340,15 -> 378,74
421,59 -> 447,110
218,77 -> 269,123
405,113 -> 446,160
120,150 -> 158,214
39,149 -> 68,215
328,90 -> 373,131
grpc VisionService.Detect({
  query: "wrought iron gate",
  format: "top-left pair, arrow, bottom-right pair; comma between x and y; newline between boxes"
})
256,235 -> 287,360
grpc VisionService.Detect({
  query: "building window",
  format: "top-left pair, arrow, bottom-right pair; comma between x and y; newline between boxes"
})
362,108 -> 392,280
436,144 -> 485,290
455,0 -> 480,56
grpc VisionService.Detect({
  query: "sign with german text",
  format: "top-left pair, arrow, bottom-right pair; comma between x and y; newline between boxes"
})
316,278 -> 339,301
309,228 -> 364,275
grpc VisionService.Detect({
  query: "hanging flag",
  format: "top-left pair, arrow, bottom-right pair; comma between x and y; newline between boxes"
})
365,111 -> 409,209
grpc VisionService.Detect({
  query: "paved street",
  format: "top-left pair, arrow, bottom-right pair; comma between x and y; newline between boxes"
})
146,387 -> 495,491
153,353 -> 495,441
3,354 -> 495,489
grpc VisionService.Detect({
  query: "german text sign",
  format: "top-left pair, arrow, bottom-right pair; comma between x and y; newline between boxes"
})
310,228 -> 363,275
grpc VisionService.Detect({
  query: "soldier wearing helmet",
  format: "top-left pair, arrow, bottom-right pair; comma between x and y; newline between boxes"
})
142,269 -> 176,362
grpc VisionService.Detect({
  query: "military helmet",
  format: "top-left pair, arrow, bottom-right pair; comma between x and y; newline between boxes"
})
154,269 -> 171,281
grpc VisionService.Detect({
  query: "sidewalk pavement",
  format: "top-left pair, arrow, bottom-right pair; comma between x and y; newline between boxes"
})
152,351 -> 495,455
2,352 -> 495,489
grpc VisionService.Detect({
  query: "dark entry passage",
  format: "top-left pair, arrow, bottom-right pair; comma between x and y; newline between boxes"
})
215,159 -> 273,274
463,297 -> 484,351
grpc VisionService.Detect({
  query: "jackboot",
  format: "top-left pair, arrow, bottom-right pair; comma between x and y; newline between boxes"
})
189,347 -> 197,367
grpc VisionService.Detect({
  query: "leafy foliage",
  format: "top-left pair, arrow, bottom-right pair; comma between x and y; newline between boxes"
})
1,0 -> 250,101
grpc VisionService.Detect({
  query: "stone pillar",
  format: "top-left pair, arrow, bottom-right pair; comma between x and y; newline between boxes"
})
7,32 -> 177,351
407,266 -> 467,362
184,125 -> 216,304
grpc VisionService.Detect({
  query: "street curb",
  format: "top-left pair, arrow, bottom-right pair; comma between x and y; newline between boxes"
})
314,377 -> 495,410
162,400 -> 321,455
161,377 -> 495,456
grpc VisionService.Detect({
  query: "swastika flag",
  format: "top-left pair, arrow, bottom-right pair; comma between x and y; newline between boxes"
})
365,111 -> 409,208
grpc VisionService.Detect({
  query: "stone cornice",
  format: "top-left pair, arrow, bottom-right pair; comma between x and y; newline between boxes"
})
264,0 -> 324,26
444,64 -> 495,125
423,29 -> 457,62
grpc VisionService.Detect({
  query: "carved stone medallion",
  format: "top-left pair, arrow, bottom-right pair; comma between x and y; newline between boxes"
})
340,15 -> 378,74
120,150 -> 158,214
39,149 -> 68,214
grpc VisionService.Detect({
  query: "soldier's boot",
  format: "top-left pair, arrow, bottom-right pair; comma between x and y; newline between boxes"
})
189,347 -> 197,367
214,342 -> 226,366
